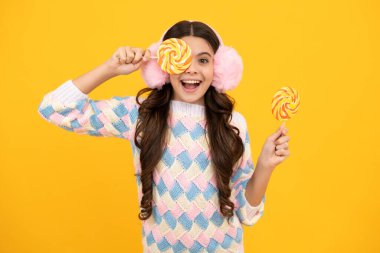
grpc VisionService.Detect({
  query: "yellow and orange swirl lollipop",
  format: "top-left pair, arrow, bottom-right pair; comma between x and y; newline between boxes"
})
271,86 -> 300,124
156,38 -> 192,74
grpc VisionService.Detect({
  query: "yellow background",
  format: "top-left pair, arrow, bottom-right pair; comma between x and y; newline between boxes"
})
1,0 -> 379,252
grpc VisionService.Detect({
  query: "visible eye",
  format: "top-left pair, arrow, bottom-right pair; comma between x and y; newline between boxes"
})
199,58 -> 209,64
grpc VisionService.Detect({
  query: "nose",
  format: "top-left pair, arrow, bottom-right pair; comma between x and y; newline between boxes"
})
185,59 -> 198,74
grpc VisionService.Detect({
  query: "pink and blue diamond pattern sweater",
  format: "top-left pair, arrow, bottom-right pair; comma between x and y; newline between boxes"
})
37,80 -> 266,253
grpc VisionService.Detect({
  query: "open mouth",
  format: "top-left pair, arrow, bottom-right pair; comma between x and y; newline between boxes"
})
180,80 -> 202,92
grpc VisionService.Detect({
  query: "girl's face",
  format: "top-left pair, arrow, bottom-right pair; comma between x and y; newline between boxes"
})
169,36 -> 214,105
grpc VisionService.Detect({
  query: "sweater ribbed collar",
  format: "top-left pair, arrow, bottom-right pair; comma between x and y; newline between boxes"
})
170,99 -> 205,117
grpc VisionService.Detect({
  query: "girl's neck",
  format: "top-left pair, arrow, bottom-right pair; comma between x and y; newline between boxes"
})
170,99 -> 205,117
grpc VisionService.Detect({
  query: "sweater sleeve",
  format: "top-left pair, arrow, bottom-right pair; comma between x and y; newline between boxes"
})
37,79 -> 139,140
230,112 -> 265,226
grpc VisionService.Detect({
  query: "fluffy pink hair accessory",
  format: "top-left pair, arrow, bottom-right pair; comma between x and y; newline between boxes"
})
140,42 -> 169,89
212,46 -> 243,93
140,21 -> 243,93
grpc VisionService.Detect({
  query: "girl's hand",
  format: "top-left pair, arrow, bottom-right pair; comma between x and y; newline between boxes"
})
257,123 -> 290,171
105,46 -> 151,76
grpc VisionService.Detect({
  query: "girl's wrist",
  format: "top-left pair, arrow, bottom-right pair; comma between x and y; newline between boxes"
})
102,60 -> 119,78
256,160 -> 275,173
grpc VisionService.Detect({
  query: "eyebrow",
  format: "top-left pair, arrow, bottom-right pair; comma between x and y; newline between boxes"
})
196,52 -> 212,57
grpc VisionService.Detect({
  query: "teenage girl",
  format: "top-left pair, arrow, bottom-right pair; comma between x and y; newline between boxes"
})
38,20 -> 290,252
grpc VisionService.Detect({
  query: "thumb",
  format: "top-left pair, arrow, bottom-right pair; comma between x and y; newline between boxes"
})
143,49 -> 151,62
270,122 -> 285,140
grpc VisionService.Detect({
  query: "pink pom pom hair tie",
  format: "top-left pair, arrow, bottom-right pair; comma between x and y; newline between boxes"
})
140,21 -> 243,93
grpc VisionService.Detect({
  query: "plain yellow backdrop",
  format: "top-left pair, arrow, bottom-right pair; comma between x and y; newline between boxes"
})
1,0 -> 379,252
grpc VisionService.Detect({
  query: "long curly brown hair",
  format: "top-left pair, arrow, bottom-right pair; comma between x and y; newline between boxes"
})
134,20 -> 245,224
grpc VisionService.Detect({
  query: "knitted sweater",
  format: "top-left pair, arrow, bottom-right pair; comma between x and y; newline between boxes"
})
37,80 -> 266,253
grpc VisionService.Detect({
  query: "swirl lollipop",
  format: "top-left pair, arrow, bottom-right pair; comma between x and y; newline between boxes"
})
153,38 -> 192,74
271,86 -> 300,125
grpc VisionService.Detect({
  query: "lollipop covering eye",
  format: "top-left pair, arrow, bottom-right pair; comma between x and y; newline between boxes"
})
157,38 -> 193,74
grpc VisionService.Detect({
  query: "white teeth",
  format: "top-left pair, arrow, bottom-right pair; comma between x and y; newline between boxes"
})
181,80 -> 201,84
